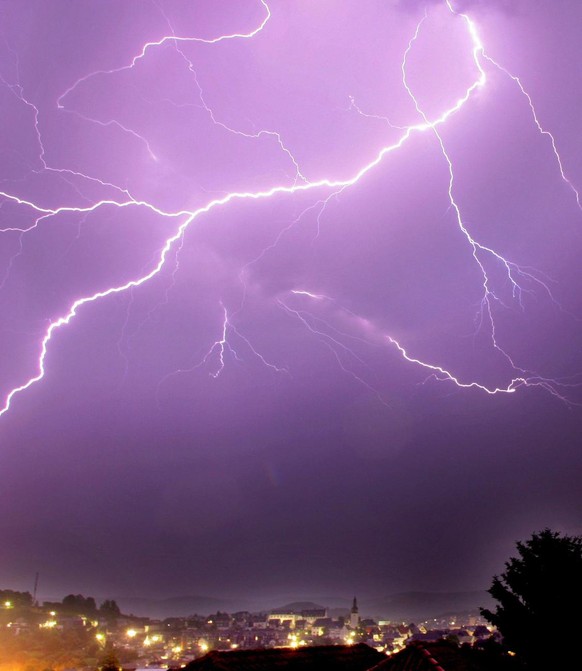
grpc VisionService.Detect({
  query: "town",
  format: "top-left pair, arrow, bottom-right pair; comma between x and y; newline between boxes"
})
0,589 -> 496,671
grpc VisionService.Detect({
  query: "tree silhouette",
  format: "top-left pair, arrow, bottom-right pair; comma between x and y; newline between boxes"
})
99,599 -> 121,618
481,529 -> 582,669
99,651 -> 121,671
0,589 -> 33,608
62,593 -> 97,614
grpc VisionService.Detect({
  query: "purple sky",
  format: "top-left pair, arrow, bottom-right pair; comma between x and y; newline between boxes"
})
1,0 -> 582,606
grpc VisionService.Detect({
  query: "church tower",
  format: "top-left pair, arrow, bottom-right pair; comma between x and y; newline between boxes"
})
350,596 -> 360,629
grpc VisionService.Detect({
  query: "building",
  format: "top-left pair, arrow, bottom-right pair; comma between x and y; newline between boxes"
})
350,597 -> 360,629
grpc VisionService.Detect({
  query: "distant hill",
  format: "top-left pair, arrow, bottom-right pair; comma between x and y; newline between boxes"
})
364,591 -> 493,621
273,601 -> 327,612
113,590 -> 493,621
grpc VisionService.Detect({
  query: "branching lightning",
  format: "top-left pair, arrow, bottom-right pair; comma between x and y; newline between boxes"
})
157,301 -> 286,389
1,0 -> 580,419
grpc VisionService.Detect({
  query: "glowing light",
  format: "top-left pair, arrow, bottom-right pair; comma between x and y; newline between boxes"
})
126,628 -> 137,638
41,620 -> 57,628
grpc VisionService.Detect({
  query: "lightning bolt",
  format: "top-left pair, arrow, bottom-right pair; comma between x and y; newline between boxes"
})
482,57 -> 582,211
0,67 -> 136,203
381,1 -> 578,401
55,0 -> 272,112
277,295 -> 388,406
0,0 -> 580,419
157,301 -> 286,390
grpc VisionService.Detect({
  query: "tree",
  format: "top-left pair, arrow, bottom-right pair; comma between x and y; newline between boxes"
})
481,528 -> 582,669
0,589 -> 33,608
99,599 -> 121,618
62,593 -> 97,614
99,652 -> 120,671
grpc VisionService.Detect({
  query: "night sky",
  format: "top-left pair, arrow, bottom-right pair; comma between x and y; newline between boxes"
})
1,0 -> 582,608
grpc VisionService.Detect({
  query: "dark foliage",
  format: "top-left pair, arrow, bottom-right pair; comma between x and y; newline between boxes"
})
481,528 -> 582,669
0,590 -> 33,608
99,651 -> 121,671
99,599 -> 121,618
61,593 -> 97,615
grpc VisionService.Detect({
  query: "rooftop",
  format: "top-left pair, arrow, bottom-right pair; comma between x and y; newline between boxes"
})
183,643 -> 385,671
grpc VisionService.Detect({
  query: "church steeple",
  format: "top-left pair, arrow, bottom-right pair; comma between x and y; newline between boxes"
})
349,596 -> 359,628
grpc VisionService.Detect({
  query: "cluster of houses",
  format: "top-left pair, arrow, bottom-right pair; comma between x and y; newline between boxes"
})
1,592 -> 499,670
97,599 -> 495,668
